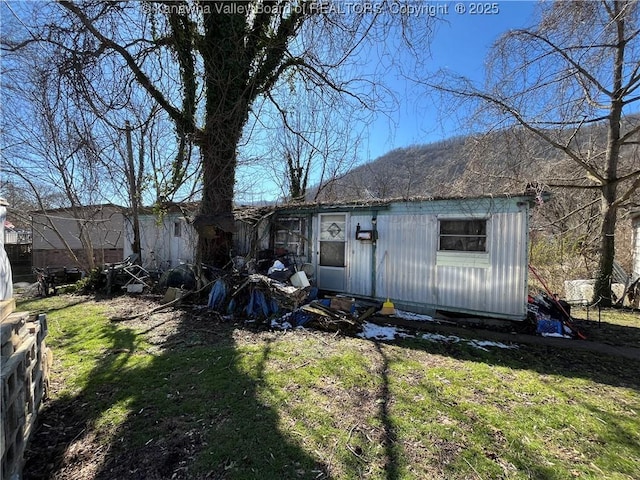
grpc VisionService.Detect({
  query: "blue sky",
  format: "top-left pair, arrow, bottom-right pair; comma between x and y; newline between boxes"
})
361,1 -> 538,161
239,1 -> 541,202
1,0 -> 541,204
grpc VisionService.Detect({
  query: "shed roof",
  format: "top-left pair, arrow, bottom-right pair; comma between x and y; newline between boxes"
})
30,203 -> 125,215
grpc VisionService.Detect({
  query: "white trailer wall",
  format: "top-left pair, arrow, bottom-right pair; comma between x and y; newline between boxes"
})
326,197 -> 531,320
124,213 -> 197,269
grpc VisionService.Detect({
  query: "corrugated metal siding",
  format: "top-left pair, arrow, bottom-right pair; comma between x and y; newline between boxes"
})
260,197 -> 531,319
232,218 -> 271,257
434,209 -> 528,318
125,214 -> 196,269
336,198 -> 530,320
378,214 -> 437,304
32,206 -> 124,250
488,212 -> 528,316
233,221 -> 255,256
346,214 -> 374,297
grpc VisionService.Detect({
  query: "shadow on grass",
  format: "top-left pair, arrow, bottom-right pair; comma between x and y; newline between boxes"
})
21,295 -> 639,480
383,336 -> 640,480
23,298 -> 330,480
571,315 -> 640,348
396,332 -> 640,391
374,343 -> 400,480
16,295 -> 90,315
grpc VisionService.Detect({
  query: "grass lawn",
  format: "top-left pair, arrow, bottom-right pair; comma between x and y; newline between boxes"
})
570,307 -> 640,348
20,295 -> 640,480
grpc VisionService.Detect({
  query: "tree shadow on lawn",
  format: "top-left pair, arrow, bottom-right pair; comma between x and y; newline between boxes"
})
373,343 -> 400,480
382,337 -> 640,479
16,295 -> 90,315
23,302 -> 330,480
396,333 -> 640,392
570,315 -> 640,349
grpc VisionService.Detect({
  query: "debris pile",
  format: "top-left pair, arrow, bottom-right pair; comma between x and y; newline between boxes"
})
207,273 -> 311,319
205,268 -> 379,335
528,292 -> 579,339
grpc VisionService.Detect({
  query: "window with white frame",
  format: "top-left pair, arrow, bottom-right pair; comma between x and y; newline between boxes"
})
439,219 -> 487,252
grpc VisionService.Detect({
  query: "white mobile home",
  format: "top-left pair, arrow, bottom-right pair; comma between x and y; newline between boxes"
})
31,204 -> 124,270
253,194 -> 546,321
123,207 -> 198,270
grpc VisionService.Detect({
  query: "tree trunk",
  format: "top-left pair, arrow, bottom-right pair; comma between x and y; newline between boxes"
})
193,71 -> 249,266
195,11 -> 252,267
125,121 -> 141,262
194,119 -> 244,267
593,186 -> 617,307
593,3 -> 625,308
78,222 -> 96,271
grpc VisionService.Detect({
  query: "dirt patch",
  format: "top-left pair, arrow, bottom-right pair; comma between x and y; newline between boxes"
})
94,428 -> 205,480
104,295 -> 235,353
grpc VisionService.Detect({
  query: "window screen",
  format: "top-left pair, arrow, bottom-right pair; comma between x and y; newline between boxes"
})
319,214 -> 346,267
319,241 -> 346,267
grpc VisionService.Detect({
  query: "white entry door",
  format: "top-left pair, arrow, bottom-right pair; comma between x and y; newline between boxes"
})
317,213 -> 347,291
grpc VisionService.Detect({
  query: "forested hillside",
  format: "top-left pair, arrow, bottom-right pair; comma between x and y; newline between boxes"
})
315,119 -> 639,287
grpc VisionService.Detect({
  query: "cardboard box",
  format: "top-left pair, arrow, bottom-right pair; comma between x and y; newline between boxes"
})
330,296 -> 354,313
161,287 -> 186,304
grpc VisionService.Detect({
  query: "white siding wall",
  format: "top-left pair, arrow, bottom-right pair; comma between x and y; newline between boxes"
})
340,198 -> 531,320
376,214 -> 437,305
346,214 -> 375,297
0,203 -> 13,300
124,214 -> 197,269
32,206 -> 124,250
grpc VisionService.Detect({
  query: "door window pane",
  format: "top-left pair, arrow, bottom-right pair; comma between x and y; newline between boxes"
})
320,241 -> 345,267
320,215 -> 346,241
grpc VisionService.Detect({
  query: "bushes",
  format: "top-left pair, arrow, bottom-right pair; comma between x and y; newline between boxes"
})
72,267 -> 106,293
529,233 -> 592,295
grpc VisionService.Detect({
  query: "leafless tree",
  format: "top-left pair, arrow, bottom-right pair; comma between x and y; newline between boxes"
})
1,57 -> 114,270
260,89 -> 365,202
2,2 -> 202,269
33,0 -> 429,266
426,0 -> 640,306
99,103 -> 200,261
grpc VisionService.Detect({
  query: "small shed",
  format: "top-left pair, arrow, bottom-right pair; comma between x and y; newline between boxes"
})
247,194 -> 547,321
